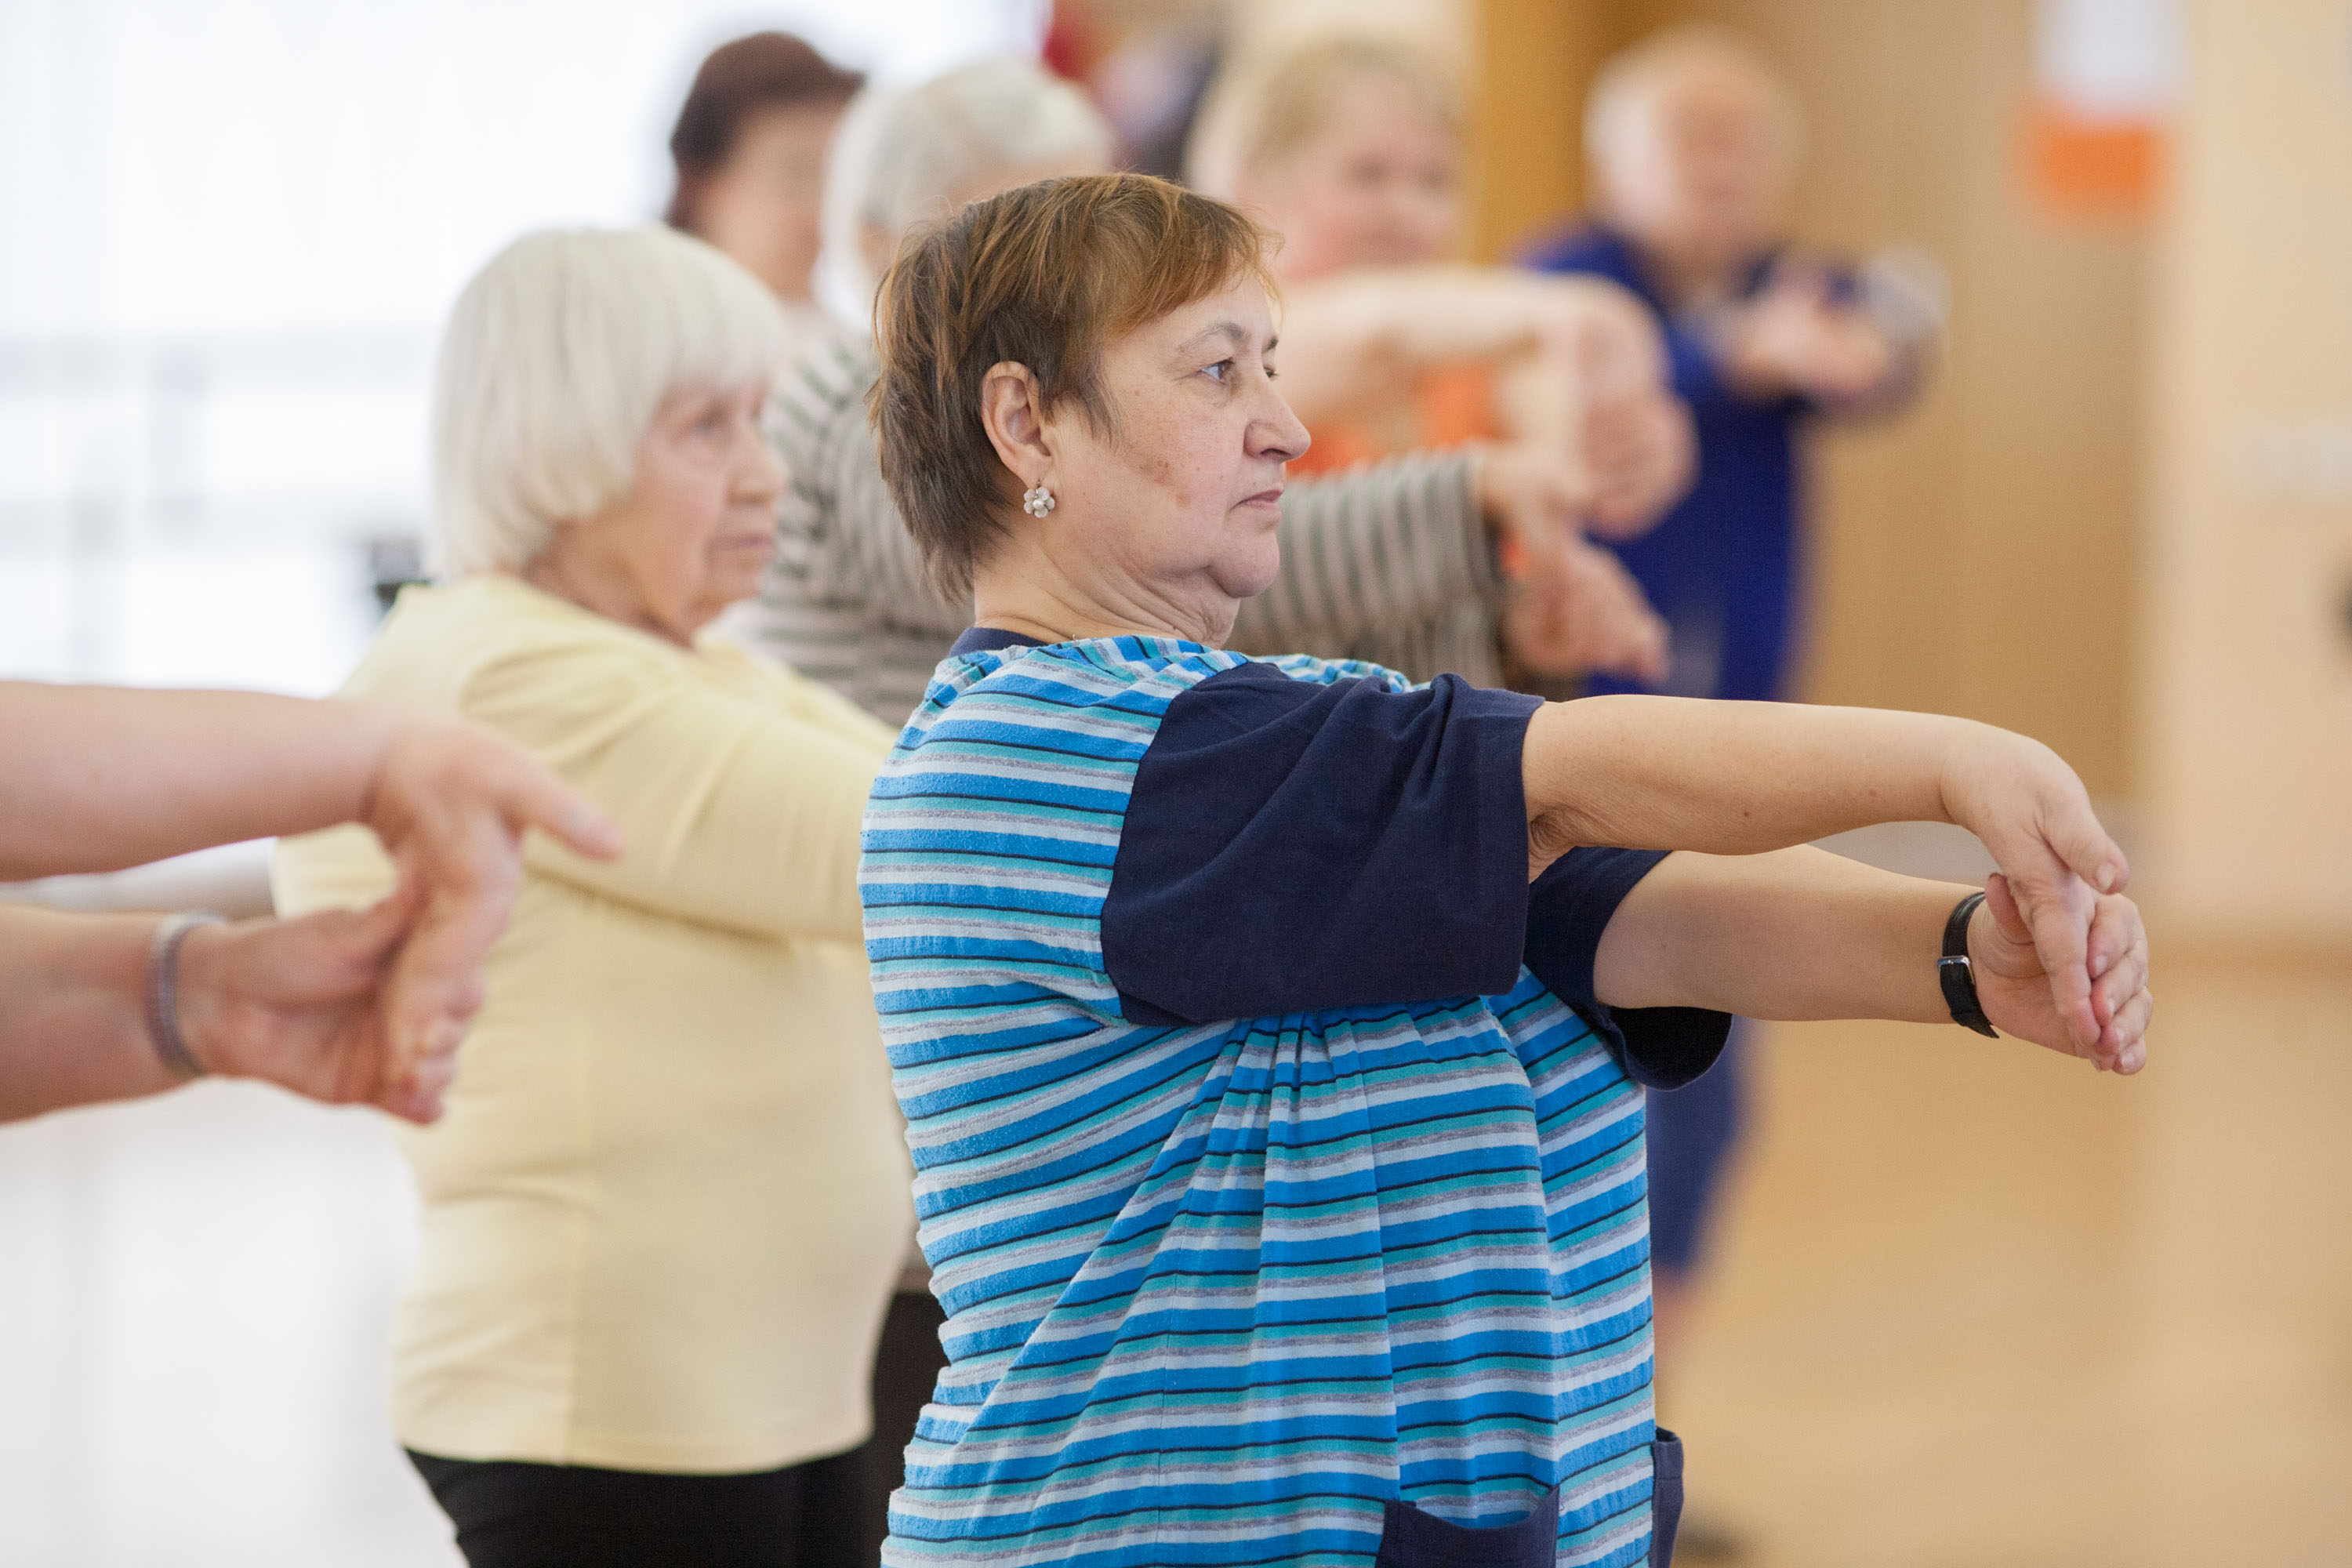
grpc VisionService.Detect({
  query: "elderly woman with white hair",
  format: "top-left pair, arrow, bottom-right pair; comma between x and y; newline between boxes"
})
719,56 -> 1682,725
273,227 -> 910,1568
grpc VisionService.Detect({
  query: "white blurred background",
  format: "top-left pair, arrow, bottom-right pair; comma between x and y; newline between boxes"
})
0,5 -> 1042,1564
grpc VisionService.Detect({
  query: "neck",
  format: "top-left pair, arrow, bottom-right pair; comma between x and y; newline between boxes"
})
970,526 -> 1236,649
518,553 -> 697,650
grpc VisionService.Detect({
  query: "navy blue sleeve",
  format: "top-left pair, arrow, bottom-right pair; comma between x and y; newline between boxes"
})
1524,849 -> 1731,1090
1102,664 -> 1541,1027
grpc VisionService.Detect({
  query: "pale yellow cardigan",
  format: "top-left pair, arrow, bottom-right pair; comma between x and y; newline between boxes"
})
274,575 -> 913,1474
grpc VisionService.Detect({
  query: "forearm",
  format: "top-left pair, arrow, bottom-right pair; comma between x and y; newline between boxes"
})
0,684 -> 396,878
1593,847 -> 1966,1020
1274,268 -> 1599,422
1523,695 -> 1977,858
0,908 -> 183,1121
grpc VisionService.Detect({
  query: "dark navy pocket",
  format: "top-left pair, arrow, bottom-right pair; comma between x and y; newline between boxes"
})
1372,1484 -> 1561,1568
1649,1430 -> 1685,1567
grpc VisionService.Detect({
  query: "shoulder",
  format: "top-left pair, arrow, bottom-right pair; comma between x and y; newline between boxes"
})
1520,221 -> 1635,282
342,577 -> 638,704
381,580 -> 717,735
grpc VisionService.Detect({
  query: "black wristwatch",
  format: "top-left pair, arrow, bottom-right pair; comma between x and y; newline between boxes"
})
1938,891 -> 2000,1038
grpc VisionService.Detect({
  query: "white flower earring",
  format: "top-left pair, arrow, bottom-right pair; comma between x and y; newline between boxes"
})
1022,484 -> 1056,517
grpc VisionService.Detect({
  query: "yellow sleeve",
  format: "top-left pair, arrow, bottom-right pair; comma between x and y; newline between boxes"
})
271,822 -> 398,916
461,637 -> 888,946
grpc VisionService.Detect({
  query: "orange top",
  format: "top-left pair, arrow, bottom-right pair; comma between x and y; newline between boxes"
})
1290,362 -> 1501,477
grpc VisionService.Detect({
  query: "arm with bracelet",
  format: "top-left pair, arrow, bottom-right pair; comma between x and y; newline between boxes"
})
0,894 -> 457,1124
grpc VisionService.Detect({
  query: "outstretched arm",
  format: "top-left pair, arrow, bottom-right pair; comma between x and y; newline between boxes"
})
0,682 -> 622,1084
1593,846 -> 2151,1071
1523,696 -> 2131,1060
0,684 -> 619,879
0,895 -> 481,1125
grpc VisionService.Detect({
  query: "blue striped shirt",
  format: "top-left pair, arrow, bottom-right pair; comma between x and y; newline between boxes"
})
860,633 -> 1686,1567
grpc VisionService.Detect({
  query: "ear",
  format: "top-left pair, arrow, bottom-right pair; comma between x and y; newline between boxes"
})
978,361 -> 1054,490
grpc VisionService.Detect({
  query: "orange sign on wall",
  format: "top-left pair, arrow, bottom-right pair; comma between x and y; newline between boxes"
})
2024,99 -> 2166,220
2025,0 -> 2180,222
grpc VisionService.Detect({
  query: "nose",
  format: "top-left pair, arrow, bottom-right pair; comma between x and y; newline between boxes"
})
1250,379 -> 1312,466
738,419 -> 789,503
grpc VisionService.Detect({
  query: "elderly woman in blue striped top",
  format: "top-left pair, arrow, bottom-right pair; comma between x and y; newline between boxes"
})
857,172 -> 2151,1568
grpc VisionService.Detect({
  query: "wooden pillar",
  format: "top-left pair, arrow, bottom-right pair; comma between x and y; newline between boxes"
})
2143,0 -> 2352,942
1467,1 -> 1621,261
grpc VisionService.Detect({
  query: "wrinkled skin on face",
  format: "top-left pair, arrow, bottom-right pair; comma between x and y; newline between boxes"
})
971,277 -> 1312,646
524,381 -> 785,646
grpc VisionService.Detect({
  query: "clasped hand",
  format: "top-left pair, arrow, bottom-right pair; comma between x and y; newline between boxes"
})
181,720 -> 622,1122
1943,731 -> 2150,1072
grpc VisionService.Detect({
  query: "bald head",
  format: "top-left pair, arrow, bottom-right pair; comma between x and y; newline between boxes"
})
1585,26 -> 1804,282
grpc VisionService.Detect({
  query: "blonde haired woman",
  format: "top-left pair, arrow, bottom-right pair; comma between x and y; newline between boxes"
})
274,226 -> 909,1568
1188,33 -> 1697,684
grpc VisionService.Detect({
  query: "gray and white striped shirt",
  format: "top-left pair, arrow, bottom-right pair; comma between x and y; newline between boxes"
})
719,329 -> 1507,728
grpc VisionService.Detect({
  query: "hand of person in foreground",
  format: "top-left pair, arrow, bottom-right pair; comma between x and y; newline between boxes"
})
1934,727 -> 2133,1064
1969,870 -> 2151,1072
0,896 -> 456,1124
175,890 -> 467,1122
356,717 -> 623,1092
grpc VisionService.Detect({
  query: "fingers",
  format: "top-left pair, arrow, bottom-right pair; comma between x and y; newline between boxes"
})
376,1037 -> 461,1124
2100,985 -> 2154,1075
2013,864 -> 2101,1053
491,749 -> 623,862
375,818 -> 518,1076
1983,871 -> 2031,942
2085,895 -> 2146,1004
2046,793 -> 2129,896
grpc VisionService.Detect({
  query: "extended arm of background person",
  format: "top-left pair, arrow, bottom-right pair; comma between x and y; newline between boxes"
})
0,682 -> 617,879
1711,256 -> 1933,419
1520,695 -> 2135,1062
1270,267 -> 1661,424
0,895 -> 477,1125
457,645 -> 888,946
0,682 -> 622,1083
1594,846 -> 2150,1070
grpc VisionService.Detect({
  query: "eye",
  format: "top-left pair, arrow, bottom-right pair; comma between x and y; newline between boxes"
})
1203,359 -> 1233,383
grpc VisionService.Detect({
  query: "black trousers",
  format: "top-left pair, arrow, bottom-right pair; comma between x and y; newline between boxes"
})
408,1446 -> 867,1568
849,1289 -> 953,1549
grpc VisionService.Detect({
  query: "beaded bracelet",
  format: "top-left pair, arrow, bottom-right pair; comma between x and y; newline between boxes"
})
144,911 -> 227,1077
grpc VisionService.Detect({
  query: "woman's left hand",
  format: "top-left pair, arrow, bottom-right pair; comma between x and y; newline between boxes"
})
174,885 -> 465,1123
1973,871 -> 2153,1073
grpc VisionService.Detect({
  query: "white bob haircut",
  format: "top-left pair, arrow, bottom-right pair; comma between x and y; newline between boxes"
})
812,57 -> 1114,323
1584,24 -> 1806,178
430,225 -> 791,577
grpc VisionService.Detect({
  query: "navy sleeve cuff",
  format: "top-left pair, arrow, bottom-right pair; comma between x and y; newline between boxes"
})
1524,846 -> 1732,1090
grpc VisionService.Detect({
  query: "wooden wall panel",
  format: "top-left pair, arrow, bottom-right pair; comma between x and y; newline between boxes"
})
2143,0 -> 2352,938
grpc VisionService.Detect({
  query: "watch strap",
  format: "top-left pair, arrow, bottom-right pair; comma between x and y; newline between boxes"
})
1937,891 -> 2000,1038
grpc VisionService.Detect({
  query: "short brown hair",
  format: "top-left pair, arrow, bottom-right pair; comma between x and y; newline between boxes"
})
870,173 -> 1276,600
666,33 -> 863,231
